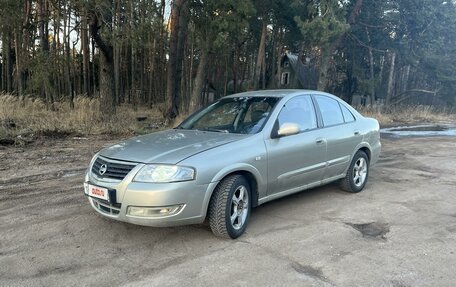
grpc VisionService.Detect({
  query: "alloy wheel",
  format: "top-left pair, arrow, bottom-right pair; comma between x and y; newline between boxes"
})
230,185 -> 249,230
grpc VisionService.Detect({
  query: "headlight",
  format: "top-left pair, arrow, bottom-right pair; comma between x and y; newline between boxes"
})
133,165 -> 195,183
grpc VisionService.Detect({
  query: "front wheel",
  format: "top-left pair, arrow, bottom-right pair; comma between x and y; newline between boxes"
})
208,175 -> 251,239
340,150 -> 369,193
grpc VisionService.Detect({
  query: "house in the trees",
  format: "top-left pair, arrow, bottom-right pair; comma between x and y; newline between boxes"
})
268,53 -> 318,90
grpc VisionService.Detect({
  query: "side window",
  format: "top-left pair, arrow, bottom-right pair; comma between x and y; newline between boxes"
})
277,96 -> 317,131
315,96 -> 344,126
340,103 -> 355,122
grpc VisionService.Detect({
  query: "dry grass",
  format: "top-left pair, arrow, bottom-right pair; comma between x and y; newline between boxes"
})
0,94 -> 166,140
1,94 -> 455,144
357,105 -> 456,127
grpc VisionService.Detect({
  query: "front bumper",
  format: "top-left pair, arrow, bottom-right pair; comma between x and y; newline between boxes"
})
85,170 -> 219,227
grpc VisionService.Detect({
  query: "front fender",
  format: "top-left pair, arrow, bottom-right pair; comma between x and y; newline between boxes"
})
200,163 -> 265,219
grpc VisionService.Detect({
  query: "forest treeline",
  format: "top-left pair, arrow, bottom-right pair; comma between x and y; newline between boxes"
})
0,0 -> 455,121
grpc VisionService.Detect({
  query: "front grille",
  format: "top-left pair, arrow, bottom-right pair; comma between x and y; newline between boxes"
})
91,156 -> 137,180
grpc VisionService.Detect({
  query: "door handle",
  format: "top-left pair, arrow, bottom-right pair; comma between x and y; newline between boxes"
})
354,130 -> 360,135
315,138 -> 326,144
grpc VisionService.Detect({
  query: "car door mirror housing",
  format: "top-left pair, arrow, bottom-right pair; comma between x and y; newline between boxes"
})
275,122 -> 300,138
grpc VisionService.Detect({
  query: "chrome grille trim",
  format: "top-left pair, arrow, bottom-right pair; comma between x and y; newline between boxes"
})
91,156 -> 137,180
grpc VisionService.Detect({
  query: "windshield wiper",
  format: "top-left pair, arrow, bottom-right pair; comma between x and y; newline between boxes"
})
203,128 -> 229,133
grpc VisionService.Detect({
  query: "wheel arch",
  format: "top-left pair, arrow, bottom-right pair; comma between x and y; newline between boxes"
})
202,165 -> 262,220
359,146 -> 371,161
343,143 -> 372,175
353,142 -> 372,161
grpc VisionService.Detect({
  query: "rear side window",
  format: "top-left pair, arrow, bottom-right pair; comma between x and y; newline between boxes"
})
340,104 -> 355,122
315,96 -> 344,126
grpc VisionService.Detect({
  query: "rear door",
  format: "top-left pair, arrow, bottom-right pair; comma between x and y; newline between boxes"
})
265,95 -> 327,195
313,95 -> 361,179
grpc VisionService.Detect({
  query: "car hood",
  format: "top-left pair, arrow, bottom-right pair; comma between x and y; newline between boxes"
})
99,129 -> 249,164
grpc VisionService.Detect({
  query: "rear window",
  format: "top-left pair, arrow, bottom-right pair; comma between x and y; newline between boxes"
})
315,96 -> 344,126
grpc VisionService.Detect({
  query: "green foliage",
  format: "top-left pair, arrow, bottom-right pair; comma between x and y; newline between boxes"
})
294,0 -> 349,49
0,0 -> 24,32
191,0 -> 255,51
27,52 -> 55,95
393,0 -> 456,104
1,0 -> 456,109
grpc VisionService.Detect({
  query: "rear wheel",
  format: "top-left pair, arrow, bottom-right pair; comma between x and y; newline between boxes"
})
340,150 -> 369,193
208,175 -> 251,239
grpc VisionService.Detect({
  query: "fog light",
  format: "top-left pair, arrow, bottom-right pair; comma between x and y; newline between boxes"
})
127,205 -> 184,217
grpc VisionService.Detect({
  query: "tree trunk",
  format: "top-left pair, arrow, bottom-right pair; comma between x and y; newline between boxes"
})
148,37 -> 156,108
317,48 -> 331,91
38,0 -> 54,109
99,50 -> 116,116
189,32 -> 194,100
402,65 -> 410,93
54,3 -> 62,98
91,37 -> 97,96
165,0 -> 188,120
270,27 -> 278,89
189,45 -> 208,113
89,3 -> 116,117
253,21 -> 267,90
165,0 -> 180,119
14,32 -> 23,96
175,0 -> 189,108
129,0 -> 135,105
158,0 -> 166,102
64,2 -> 73,107
365,27 -> 375,105
2,33 -> 13,93
386,51 -> 396,106
223,57 -> 228,96
232,45 -> 238,93
376,55 -> 385,100
38,0 -> 49,52
81,6 -> 90,97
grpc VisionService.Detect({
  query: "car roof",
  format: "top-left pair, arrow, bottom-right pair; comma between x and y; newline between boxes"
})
220,89 -> 362,118
222,89 -> 326,99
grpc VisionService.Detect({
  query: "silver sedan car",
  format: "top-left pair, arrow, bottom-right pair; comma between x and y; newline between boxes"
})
84,90 -> 381,239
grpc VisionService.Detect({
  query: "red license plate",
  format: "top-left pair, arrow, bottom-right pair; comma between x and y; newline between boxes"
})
87,184 -> 109,201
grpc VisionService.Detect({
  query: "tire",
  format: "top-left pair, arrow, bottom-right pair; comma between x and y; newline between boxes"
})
340,150 -> 369,193
208,174 -> 251,239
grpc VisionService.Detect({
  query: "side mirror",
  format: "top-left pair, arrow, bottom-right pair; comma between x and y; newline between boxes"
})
276,122 -> 300,137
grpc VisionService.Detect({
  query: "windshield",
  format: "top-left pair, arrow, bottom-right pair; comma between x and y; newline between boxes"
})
177,97 -> 280,134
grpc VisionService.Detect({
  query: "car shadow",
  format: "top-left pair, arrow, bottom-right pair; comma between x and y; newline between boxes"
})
92,181 -> 359,242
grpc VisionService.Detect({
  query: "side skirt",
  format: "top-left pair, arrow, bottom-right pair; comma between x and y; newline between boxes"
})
257,174 -> 346,206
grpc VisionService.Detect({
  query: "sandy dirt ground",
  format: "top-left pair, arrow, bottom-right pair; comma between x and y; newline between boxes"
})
0,134 -> 455,287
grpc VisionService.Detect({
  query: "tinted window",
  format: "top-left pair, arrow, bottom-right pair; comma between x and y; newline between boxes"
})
277,96 -> 317,131
315,96 -> 344,126
340,104 -> 355,122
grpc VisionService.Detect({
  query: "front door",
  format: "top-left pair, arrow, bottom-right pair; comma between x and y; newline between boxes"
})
265,95 -> 327,196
